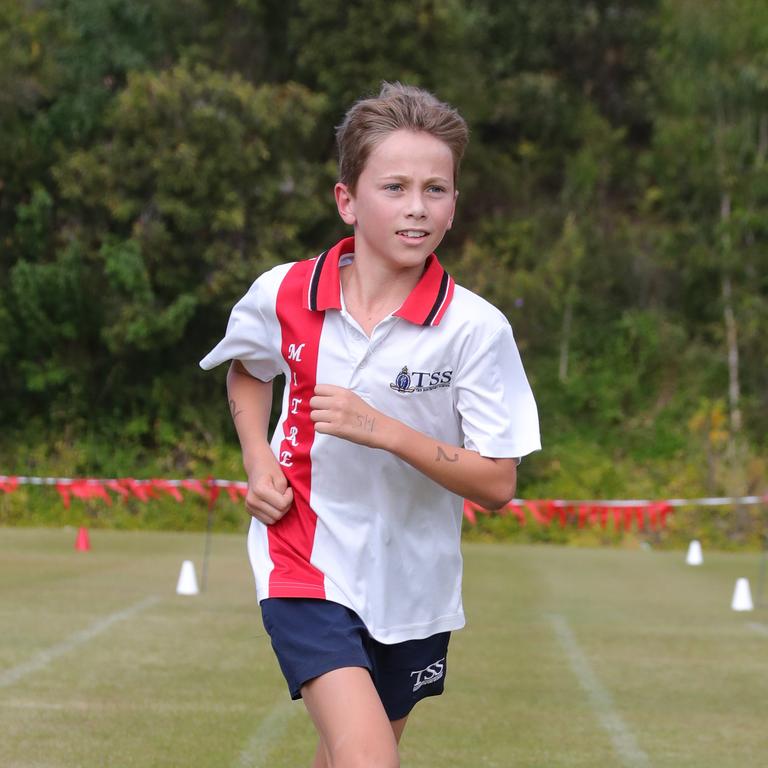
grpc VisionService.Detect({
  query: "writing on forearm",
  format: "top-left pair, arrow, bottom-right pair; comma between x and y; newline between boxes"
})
229,398 -> 243,420
436,446 -> 459,462
355,413 -> 376,433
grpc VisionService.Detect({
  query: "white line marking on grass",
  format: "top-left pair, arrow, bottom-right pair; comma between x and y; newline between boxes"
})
0,596 -> 159,689
748,622 -> 768,637
0,697 -> 251,714
234,696 -> 301,768
549,614 -> 651,768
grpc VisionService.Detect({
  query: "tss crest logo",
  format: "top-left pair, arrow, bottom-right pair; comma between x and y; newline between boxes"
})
389,365 -> 452,394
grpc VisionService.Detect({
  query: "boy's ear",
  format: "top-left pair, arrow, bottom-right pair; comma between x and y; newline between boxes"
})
446,189 -> 459,230
334,182 -> 356,226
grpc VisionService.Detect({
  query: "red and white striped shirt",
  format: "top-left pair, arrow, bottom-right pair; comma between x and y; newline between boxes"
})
200,237 -> 540,642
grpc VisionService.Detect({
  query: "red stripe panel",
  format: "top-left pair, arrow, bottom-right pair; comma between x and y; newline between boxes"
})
269,260 -> 326,597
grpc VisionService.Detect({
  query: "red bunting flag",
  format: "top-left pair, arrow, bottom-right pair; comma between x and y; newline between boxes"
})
71,479 -> 112,505
459,498 -> 678,532
181,479 -> 207,497
105,479 -> 130,500
523,500 -> 545,524
225,485 -> 247,502
505,502 -> 526,524
121,478 -> 154,502
206,477 -> 221,508
55,482 -> 72,508
655,502 -> 673,529
55,479 -> 112,508
0,476 -> 19,493
151,479 -> 183,502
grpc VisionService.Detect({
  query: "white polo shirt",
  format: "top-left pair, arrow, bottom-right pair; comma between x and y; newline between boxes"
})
200,236 -> 540,643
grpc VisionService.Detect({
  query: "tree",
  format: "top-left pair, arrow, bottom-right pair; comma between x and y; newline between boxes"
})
652,0 -> 768,452
3,63 -> 328,436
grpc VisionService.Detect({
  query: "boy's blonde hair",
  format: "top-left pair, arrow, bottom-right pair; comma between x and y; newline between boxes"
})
336,82 -> 469,193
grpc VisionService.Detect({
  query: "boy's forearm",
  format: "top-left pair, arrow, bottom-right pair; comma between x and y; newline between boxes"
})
375,415 -> 517,510
226,361 -> 275,470
309,384 -> 517,509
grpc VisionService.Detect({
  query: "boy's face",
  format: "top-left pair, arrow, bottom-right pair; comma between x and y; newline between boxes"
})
335,130 -> 457,271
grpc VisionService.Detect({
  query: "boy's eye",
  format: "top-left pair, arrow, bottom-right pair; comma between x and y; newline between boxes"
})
427,185 -> 447,194
384,183 -> 403,192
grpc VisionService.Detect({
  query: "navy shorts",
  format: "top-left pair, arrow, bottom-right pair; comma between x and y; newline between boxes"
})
260,598 -> 450,721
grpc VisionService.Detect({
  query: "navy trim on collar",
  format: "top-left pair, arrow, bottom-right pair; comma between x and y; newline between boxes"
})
303,237 -> 455,326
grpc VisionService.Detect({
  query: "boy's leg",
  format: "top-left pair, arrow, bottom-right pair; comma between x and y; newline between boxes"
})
311,713 -> 409,768
390,716 -> 409,743
302,666 -> 400,768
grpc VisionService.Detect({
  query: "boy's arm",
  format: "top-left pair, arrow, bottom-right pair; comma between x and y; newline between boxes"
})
226,361 -> 293,524
310,384 -> 517,510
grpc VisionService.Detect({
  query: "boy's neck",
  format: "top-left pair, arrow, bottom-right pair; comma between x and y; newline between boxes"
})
339,252 -> 425,336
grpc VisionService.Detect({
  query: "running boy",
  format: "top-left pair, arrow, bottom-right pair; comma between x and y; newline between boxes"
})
200,82 -> 540,768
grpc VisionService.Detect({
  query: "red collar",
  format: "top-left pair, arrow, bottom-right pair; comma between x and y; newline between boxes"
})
302,237 -> 455,327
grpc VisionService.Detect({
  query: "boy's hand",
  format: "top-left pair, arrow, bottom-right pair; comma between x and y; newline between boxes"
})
310,384 -> 385,447
245,454 -> 294,525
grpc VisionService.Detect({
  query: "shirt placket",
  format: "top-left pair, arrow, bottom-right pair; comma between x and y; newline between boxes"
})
341,314 -> 397,395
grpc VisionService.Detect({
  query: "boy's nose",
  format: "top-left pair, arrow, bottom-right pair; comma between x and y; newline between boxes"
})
405,193 -> 427,218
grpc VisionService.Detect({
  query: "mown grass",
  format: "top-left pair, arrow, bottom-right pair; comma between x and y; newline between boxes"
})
0,527 -> 766,767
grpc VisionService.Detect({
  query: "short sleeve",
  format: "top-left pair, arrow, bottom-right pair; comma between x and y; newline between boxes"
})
454,323 -> 540,459
199,272 -> 284,381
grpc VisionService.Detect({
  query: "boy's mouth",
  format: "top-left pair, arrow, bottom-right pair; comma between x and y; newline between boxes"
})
396,230 -> 429,239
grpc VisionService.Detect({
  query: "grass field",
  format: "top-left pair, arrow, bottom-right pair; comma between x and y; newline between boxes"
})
1,527 -> 767,768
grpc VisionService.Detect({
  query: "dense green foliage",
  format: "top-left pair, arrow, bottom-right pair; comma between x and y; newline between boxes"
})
1,1 -> 766,538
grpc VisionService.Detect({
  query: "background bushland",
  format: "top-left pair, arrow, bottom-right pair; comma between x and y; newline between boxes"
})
2,0 -> 767,542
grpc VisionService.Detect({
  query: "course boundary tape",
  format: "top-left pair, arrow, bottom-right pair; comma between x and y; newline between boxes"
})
2,475 -> 766,533
2,474 -> 766,510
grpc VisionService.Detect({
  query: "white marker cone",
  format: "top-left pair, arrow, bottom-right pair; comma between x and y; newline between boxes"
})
686,540 -> 703,566
176,560 -> 199,596
731,578 -> 754,611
